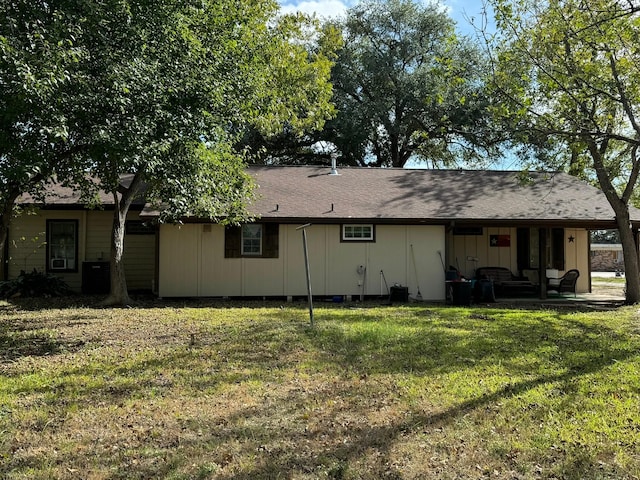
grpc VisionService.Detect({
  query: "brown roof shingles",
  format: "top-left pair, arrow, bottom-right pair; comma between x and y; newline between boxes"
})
29,166 -> 637,227
247,166 -> 638,226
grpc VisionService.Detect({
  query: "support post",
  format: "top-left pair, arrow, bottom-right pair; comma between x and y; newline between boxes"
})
296,223 -> 313,326
539,228 -> 548,299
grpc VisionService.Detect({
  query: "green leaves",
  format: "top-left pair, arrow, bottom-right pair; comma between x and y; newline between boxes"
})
324,0 -> 494,167
489,0 -> 640,302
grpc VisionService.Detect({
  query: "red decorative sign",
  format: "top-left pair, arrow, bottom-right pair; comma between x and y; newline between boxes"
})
490,234 -> 511,247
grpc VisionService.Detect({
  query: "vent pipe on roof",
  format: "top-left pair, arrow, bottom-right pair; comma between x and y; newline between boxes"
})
329,153 -> 340,176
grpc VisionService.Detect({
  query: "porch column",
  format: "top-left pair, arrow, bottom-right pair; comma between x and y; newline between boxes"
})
538,228 -> 548,299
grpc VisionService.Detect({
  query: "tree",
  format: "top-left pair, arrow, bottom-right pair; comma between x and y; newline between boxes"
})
1,1 -> 336,303
591,230 -> 620,244
77,0 -> 336,305
488,0 -> 640,303
0,1 -> 91,279
325,0 -> 494,168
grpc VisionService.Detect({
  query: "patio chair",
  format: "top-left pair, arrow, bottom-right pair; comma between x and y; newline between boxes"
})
548,269 -> 580,297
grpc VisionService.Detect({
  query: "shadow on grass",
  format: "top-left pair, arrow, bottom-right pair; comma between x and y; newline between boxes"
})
3,305 -> 638,479
206,312 -> 636,479
0,318 -> 85,362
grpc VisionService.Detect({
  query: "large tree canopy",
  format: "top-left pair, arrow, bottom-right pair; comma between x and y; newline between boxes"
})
241,0 -> 495,168
326,0 -> 493,168
0,1 -> 92,279
1,0 -> 337,303
489,0 -> 640,303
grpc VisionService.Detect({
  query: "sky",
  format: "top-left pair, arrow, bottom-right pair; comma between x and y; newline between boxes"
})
278,0 -> 493,37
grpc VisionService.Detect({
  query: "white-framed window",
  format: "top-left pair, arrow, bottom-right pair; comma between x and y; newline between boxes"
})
342,224 -> 375,242
242,224 -> 263,255
47,220 -> 78,272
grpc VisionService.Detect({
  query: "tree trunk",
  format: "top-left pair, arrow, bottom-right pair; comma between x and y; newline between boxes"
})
101,173 -> 145,306
0,188 -> 22,281
0,221 -> 8,281
588,141 -> 640,304
616,209 -> 640,304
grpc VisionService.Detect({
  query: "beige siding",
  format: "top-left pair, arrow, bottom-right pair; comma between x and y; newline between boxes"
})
158,223 -> 446,300
123,232 -> 156,291
566,228 -> 590,293
450,227 -> 519,279
84,211 -> 112,262
158,224 -> 201,297
8,209 -> 155,293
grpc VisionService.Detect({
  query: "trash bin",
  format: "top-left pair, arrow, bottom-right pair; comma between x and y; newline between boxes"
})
389,285 -> 409,302
82,261 -> 110,294
450,281 -> 472,306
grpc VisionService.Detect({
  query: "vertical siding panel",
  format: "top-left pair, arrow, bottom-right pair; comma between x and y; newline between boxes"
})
367,225 -> 408,297
406,226 -> 446,301
158,224 -> 200,297
7,213 -> 47,277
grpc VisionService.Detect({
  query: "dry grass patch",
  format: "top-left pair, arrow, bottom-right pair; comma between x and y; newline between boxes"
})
1,299 -> 640,479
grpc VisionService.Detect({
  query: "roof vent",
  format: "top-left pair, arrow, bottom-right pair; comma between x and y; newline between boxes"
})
329,154 -> 340,176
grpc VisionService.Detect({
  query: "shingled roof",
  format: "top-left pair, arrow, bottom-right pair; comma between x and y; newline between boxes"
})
17,174 -> 145,208
245,166 -> 640,228
27,166 -> 640,228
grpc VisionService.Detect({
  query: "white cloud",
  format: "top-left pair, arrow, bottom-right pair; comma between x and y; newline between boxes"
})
279,0 -> 349,19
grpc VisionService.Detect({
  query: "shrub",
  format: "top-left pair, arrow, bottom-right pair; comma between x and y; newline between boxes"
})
0,269 -> 73,298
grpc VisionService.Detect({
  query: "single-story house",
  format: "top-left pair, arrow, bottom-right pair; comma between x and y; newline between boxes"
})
591,244 -> 624,272
6,166 -> 640,300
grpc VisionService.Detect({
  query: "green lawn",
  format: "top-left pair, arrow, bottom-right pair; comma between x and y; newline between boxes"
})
1,299 -> 639,479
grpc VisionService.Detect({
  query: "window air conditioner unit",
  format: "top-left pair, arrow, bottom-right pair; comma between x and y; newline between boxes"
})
50,258 -> 67,269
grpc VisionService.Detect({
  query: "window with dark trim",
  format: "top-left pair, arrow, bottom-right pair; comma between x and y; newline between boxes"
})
516,227 -> 565,271
125,220 -> 155,235
224,223 -> 279,258
341,224 -> 375,242
47,220 -> 79,272
453,226 -> 483,235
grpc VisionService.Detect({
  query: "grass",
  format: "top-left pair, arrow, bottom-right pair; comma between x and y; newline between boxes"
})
592,276 -> 626,284
1,298 -> 640,479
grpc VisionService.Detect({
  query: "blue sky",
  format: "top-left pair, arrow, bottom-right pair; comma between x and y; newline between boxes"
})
279,0 -> 493,36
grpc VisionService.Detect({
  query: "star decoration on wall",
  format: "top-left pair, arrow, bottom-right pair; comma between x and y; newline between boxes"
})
568,235 -> 575,243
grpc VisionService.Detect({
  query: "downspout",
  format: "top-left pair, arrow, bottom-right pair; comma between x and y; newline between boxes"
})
634,225 -> 639,281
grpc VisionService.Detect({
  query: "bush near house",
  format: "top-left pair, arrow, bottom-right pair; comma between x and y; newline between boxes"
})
0,269 -> 72,298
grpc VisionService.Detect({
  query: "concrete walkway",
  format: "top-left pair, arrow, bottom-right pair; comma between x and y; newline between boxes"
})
592,271 -> 625,278
488,272 -> 627,307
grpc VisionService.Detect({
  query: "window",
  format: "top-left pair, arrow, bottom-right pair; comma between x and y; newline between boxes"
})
125,220 -> 155,235
453,226 -> 483,236
47,220 -> 78,272
516,227 -> 564,271
242,224 -> 262,255
549,228 -> 565,270
225,224 -> 279,258
342,224 -> 375,242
